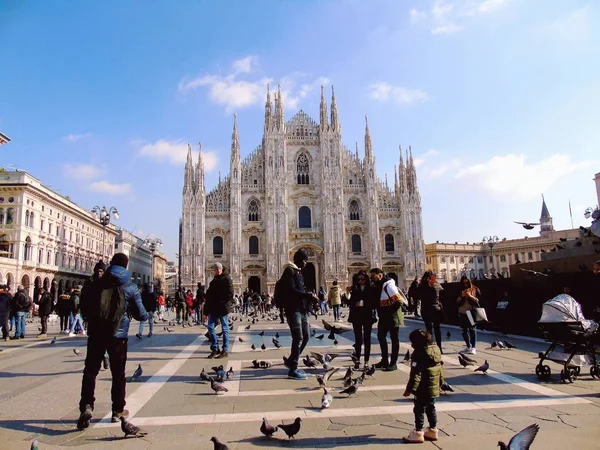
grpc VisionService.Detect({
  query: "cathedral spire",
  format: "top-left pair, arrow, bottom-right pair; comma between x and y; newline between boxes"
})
319,85 -> 328,130
195,142 -> 205,194
394,165 -> 399,194
330,85 -> 339,131
364,115 -> 373,163
355,141 -> 359,160
275,84 -> 284,130
231,113 -> 240,162
399,145 -> 407,194
264,83 -> 272,132
409,145 -> 419,196
183,143 -> 194,193
539,194 -> 554,237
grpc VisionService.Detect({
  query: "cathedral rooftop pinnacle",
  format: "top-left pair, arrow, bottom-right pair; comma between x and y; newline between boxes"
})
330,85 -> 339,130
319,84 -> 328,129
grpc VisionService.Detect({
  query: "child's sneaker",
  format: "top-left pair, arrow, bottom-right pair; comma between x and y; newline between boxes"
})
466,347 -> 476,355
403,430 -> 425,443
424,427 -> 439,441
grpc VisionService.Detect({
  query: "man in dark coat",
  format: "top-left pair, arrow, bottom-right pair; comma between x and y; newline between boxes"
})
137,283 -> 157,338
37,286 -> 53,338
280,249 -> 319,380
205,262 -> 233,359
196,282 -> 206,325
12,284 -> 31,339
0,284 -> 10,341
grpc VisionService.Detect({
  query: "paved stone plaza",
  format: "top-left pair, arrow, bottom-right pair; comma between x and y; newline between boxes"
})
1,313 -> 599,449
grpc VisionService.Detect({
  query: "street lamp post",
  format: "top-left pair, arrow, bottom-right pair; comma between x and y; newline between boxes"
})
91,206 -> 119,263
482,236 -> 499,278
144,238 -> 163,291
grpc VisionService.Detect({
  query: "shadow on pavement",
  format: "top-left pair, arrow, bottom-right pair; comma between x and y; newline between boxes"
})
234,434 -> 400,447
0,419 -> 79,436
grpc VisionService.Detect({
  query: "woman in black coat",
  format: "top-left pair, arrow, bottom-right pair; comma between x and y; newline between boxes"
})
418,271 -> 444,353
347,270 -> 376,369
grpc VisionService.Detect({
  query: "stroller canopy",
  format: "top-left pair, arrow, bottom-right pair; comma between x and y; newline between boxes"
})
539,294 -> 587,324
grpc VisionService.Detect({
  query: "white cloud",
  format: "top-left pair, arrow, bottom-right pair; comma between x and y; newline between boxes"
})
62,133 -> 92,142
63,163 -> 103,181
455,154 -> 589,198
138,139 -> 218,171
232,55 -> 258,74
474,0 -> 509,14
368,82 -> 429,105
422,149 -> 440,158
409,8 -> 427,24
89,181 -> 132,195
431,23 -> 462,34
431,0 -> 454,21
179,56 -> 328,113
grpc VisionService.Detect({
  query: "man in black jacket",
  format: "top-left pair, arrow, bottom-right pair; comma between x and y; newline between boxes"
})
0,284 -> 10,341
281,249 -> 319,380
137,284 -> 157,338
37,286 -> 53,338
205,262 -> 233,359
12,284 -> 31,339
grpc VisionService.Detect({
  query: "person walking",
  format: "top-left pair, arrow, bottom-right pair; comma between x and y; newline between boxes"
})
12,284 -> 31,339
281,249 -> 319,380
370,268 -> 405,372
37,286 -> 53,338
418,271 -> 444,353
402,329 -> 443,443
408,277 -> 420,317
328,281 -> 343,322
68,286 -> 85,337
137,284 -> 157,338
157,291 -> 166,321
347,270 -> 375,369
457,276 -> 480,355
205,262 -> 233,359
76,253 -> 148,429
0,284 -> 10,341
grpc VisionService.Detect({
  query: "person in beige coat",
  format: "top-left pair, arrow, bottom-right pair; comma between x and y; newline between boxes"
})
328,281 -> 343,322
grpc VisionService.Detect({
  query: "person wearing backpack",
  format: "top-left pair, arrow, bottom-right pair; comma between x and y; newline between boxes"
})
37,286 -> 53,338
76,253 -> 148,430
280,249 -> 319,381
68,286 -> 86,337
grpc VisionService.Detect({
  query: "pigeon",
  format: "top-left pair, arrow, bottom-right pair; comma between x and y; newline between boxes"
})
252,359 -> 260,368
403,350 -> 411,362
245,324 -> 251,330
238,337 -> 244,342
278,417 -> 302,439
50,337 -> 57,344
514,221 -> 540,230
30,440 -> 39,450
275,332 -> 279,338
328,331 -> 336,340
363,365 -> 376,377
165,327 -> 174,333
226,367 -> 234,379
212,365 -> 224,374
460,353 -> 478,364
321,387 -> 333,409
73,348 -> 82,356
311,329 -> 316,337
261,343 -> 266,350
120,417 -> 147,438
352,374 -> 365,385
440,382 -> 454,393
446,331 -> 451,339
131,364 -> 143,382
334,339 -> 338,346
260,417 -> 278,438
210,436 -> 230,450
303,355 -> 318,368
503,340 -> 517,349
215,367 -> 226,381
210,377 -> 229,394
343,367 -> 354,381
199,368 -> 211,382
498,423 -> 540,450
259,331 -> 264,337
251,344 -> 256,350
474,360 -> 489,374
458,354 -> 474,368
339,383 -> 359,396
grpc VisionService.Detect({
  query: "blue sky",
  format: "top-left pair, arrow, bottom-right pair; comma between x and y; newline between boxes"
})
1,0 -> 598,260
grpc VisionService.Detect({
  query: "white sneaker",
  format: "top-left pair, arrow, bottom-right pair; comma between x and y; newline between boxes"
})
467,347 -> 476,355
68,332 -> 75,337
459,346 -> 470,353
81,331 -> 87,336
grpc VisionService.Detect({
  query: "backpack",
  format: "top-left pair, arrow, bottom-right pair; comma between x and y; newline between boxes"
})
273,276 -> 286,309
85,278 -> 128,335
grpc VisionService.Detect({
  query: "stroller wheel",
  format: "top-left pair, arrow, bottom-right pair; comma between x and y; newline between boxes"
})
591,365 -> 600,379
561,368 -> 577,383
536,364 -> 551,380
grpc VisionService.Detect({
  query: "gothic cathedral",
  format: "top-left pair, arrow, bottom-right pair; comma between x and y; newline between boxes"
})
180,86 -> 425,295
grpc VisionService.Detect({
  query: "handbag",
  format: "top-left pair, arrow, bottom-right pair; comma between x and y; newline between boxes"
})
466,306 -> 488,325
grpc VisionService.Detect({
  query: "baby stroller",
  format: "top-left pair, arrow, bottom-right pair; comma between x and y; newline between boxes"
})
536,294 -> 600,383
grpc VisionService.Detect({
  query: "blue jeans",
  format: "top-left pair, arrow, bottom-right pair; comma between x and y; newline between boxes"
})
286,311 -> 310,371
242,302 -> 250,316
333,304 -> 341,321
139,311 -> 154,335
15,311 -> 27,337
70,313 -> 84,334
459,313 -> 477,348
207,314 -> 230,353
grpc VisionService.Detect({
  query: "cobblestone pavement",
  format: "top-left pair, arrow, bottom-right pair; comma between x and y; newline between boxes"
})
1,311 -> 599,449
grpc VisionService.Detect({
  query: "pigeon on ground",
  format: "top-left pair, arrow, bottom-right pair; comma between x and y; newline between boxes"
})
259,360 -> 273,368
238,337 -> 244,342
303,355 -> 318,368
315,334 -> 324,340
498,423 -> 540,450
339,383 -> 359,396
212,365 -> 224,374
261,343 -> 266,350
251,344 -> 256,350
259,331 -> 264,337
474,360 -> 490,374
328,331 -> 336,340
199,368 -> 211,382
73,348 -> 82,356
252,359 -> 260,368
334,339 -> 338,346
321,387 -> 333,409
343,367 -> 354,381
278,417 -> 302,439
120,417 -> 147,438
273,340 -> 281,349
503,340 -> 517,349
210,377 -> 229,394
364,365 -> 376,378
311,329 -> 316,337
440,382 -> 454,393
50,337 -> 57,344
403,350 -> 411,362
245,324 -> 251,330
226,367 -> 234,379
446,331 -> 451,339
210,436 -> 230,450
165,327 -> 174,333
215,367 -> 226,382
275,332 -> 279,338
260,417 -> 278,438
458,354 -> 472,368
460,353 -> 478,364
131,364 -> 143,382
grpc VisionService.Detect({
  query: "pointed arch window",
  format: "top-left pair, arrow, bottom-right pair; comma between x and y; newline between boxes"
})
298,206 -> 311,228
349,200 -> 361,220
249,236 -> 259,255
248,199 -> 260,221
296,153 -> 310,185
351,234 -> 362,253
213,236 -> 223,255
385,234 -> 395,252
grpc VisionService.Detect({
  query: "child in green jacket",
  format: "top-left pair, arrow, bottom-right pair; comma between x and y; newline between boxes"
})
403,329 -> 443,443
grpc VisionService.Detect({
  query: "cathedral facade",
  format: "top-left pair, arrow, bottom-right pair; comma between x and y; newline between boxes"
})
180,86 -> 425,295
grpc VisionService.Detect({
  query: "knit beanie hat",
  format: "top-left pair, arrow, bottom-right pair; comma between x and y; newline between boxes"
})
111,253 -> 129,268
